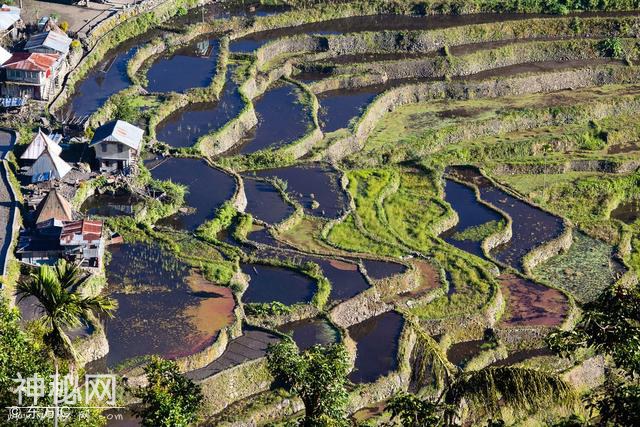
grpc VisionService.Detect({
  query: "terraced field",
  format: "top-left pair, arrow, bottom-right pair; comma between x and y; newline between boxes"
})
43,0 -> 640,425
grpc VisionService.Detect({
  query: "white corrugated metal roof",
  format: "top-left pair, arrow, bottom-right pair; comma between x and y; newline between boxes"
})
91,120 -> 143,150
25,31 -> 72,55
0,4 -> 20,31
28,146 -> 71,180
0,46 -> 10,65
21,129 -> 62,160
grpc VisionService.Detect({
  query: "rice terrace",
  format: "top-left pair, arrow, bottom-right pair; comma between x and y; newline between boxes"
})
0,0 -> 639,426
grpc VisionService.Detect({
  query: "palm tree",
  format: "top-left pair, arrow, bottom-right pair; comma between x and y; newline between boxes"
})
16,260 -> 117,363
390,329 -> 577,426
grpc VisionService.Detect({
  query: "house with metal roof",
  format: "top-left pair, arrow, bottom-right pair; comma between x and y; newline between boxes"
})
27,142 -> 72,182
91,120 -> 143,173
1,52 -> 61,100
25,31 -> 72,57
20,128 -> 61,161
60,219 -> 104,269
34,189 -> 73,225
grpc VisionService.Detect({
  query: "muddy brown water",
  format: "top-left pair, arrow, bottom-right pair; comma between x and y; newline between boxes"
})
440,178 -> 505,259
100,241 -> 235,367
146,157 -> 236,231
146,38 -> 220,93
156,73 -> 243,147
447,166 -> 564,270
250,163 -> 348,219
499,273 -> 568,327
611,198 -> 640,224
81,190 -> 140,217
348,311 -> 404,383
241,262 -> 317,305
277,317 -> 339,351
232,83 -> 311,154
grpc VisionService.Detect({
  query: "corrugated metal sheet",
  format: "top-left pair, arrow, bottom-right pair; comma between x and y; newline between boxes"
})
91,120 -> 143,150
0,46 -> 11,65
21,129 -> 61,160
2,52 -> 59,72
27,148 -> 71,180
25,31 -> 72,55
60,220 -> 103,245
0,5 -> 20,31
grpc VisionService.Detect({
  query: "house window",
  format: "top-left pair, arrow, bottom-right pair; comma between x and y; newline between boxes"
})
101,143 -> 107,153
117,143 -> 123,153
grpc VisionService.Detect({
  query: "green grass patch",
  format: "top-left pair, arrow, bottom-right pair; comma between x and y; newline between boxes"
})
451,220 -> 506,242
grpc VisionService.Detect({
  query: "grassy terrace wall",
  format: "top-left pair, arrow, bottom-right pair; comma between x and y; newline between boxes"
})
323,65 -> 640,161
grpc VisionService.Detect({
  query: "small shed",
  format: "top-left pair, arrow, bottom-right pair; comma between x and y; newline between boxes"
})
21,129 -> 61,160
34,189 -> 73,224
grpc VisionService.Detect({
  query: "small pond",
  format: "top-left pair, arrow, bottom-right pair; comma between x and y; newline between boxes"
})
447,339 -> 485,367
147,157 -> 236,231
241,263 -> 316,305
440,178 -> 505,259
611,198 -> 640,224
499,274 -> 567,328
81,191 -> 140,217
348,311 -> 404,383
146,38 -> 220,93
102,242 -> 235,367
156,73 -> 243,147
277,318 -> 339,351
250,163 -> 348,219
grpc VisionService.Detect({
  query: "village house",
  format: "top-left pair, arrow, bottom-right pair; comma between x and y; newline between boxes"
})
1,51 -> 62,100
25,31 -> 72,59
17,218 -> 105,270
0,45 -> 10,65
59,219 -> 104,269
26,139 -> 71,182
91,120 -> 143,173
20,128 -> 61,161
33,189 -> 74,225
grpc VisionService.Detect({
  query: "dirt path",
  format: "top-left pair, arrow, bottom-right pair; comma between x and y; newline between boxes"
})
0,129 -> 17,278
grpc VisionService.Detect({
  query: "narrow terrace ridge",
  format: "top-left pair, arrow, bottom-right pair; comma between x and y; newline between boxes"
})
186,329 -> 281,381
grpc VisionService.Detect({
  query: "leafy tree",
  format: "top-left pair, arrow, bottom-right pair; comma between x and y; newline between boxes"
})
0,298 -> 104,426
598,37 -> 624,58
132,357 -> 203,427
387,391 -> 442,426
15,260 -> 117,363
267,339 -> 350,426
547,283 -> 640,426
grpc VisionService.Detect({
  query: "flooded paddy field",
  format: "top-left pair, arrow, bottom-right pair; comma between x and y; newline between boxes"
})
611,198 -> 640,224
146,38 -> 220,93
447,339 -> 485,367
348,311 -> 404,383
448,166 -> 564,270
146,157 -> 236,230
277,317 -> 339,350
234,83 -> 311,154
250,163 -> 348,218
156,77 -> 243,147
440,178 -> 505,259
242,177 -> 295,224
102,241 -> 235,367
317,86 -> 383,132
240,263 -> 316,305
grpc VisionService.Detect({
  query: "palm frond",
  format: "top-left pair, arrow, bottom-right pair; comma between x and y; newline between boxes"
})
410,327 -> 456,391
76,294 -> 118,319
446,366 -> 577,421
54,259 -> 89,291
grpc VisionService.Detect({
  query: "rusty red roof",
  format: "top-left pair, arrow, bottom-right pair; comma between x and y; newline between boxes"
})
60,219 -> 103,245
2,52 -> 59,72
